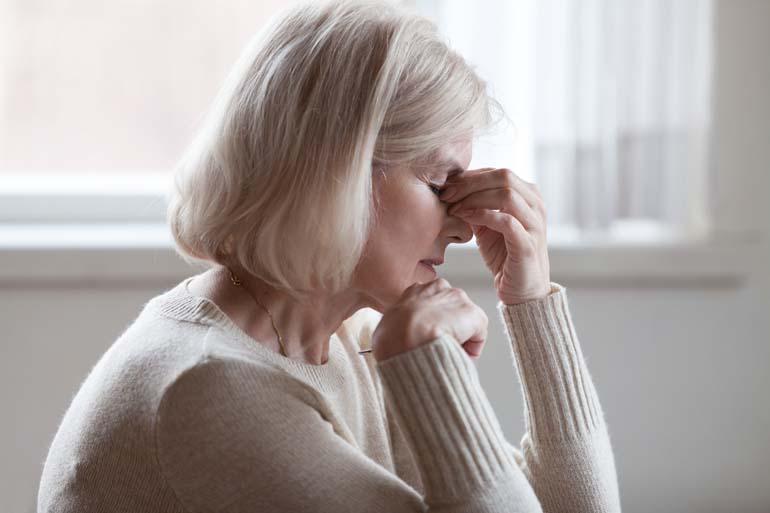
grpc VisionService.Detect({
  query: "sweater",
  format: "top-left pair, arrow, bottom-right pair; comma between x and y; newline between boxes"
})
37,275 -> 621,513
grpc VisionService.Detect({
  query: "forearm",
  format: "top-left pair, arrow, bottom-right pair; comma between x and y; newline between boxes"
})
497,282 -> 621,513
376,334 -> 542,512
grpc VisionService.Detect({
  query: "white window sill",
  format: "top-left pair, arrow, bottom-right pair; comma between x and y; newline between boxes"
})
0,223 -> 760,288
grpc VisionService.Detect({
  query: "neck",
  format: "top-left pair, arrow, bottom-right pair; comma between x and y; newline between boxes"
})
214,265 -> 371,365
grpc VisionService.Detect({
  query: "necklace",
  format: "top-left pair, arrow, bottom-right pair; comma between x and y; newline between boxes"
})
225,266 -> 373,357
226,267 -> 288,357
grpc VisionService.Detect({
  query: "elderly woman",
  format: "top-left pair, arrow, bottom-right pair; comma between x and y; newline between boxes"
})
38,1 -> 620,512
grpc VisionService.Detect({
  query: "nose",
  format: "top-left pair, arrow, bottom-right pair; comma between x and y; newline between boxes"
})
445,213 -> 474,244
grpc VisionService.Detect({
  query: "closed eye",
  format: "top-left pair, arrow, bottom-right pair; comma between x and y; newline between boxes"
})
429,184 -> 444,196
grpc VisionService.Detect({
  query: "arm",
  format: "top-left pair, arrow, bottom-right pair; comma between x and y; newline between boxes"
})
376,335 -> 543,513
496,282 -> 622,513
155,358 -> 426,513
154,354 -> 536,513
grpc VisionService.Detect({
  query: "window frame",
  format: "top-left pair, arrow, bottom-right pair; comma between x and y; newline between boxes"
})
0,0 -> 764,287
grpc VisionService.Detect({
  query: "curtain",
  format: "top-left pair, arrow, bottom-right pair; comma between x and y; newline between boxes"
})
411,0 -> 713,244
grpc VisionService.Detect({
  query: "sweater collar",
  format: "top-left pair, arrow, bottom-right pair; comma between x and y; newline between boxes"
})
147,275 -> 353,392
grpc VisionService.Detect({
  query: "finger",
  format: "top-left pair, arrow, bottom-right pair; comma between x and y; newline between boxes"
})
447,187 -> 544,232
440,288 -> 488,347
410,276 -> 451,294
455,208 -> 537,259
425,277 -> 452,292
465,301 -> 488,344
441,168 -> 543,212
462,339 -> 484,359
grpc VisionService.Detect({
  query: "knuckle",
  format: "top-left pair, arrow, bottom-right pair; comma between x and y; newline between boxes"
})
501,168 -> 516,187
447,287 -> 463,297
454,288 -> 470,301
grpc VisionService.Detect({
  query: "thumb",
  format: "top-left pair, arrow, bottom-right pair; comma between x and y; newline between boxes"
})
462,339 -> 484,359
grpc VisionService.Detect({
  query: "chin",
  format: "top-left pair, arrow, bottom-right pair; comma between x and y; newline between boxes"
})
357,266 -> 433,313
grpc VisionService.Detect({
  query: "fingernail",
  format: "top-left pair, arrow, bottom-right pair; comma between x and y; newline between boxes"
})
457,208 -> 476,216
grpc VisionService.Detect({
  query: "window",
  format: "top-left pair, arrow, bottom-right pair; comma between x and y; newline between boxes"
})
410,0 -> 714,245
0,0 -> 308,223
1,0 -> 722,253
0,1 -> 751,286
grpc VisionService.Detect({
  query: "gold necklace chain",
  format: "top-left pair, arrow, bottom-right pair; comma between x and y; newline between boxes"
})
225,266 -> 372,357
226,267 -> 288,357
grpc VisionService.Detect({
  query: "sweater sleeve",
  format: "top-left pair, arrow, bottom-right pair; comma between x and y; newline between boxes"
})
155,351 -> 539,513
155,357 -> 429,513
375,334 -> 543,512
375,282 -> 621,513
495,282 -> 622,513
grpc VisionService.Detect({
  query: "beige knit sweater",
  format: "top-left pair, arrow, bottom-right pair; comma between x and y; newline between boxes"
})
38,275 -> 621,512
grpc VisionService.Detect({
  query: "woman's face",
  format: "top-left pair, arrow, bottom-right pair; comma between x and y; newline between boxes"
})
354,135 -> 474,311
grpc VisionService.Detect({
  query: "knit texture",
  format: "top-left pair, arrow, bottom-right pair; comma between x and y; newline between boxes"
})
37,276 -> 621,512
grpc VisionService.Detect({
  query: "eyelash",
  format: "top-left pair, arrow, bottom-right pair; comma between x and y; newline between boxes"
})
429,168 -> 462,197
429,184 -> 444,196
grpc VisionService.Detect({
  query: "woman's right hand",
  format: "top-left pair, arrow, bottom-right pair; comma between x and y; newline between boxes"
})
371,278 -> 489,362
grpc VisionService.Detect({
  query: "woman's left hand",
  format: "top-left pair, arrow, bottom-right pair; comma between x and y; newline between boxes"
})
439,168 -> 552,305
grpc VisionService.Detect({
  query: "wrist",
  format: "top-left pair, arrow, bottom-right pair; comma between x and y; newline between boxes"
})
500,283 -> 555,305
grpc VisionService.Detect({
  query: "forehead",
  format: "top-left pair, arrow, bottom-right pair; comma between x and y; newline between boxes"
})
423,136 -> 473,170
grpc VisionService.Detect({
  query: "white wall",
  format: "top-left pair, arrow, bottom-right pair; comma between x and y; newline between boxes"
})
2,1 -> 769,512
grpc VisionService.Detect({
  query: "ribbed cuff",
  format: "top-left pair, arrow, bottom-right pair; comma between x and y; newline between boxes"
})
375,335 -> 518,502
497,282 -> 606,443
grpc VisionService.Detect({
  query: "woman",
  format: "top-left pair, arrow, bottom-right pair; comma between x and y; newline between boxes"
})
38,1 -> 621,511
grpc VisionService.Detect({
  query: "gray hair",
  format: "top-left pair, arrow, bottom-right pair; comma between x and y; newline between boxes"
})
167,0 -> 501,300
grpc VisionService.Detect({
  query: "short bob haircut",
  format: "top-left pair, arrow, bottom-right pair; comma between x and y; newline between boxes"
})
167,0 -> 501,301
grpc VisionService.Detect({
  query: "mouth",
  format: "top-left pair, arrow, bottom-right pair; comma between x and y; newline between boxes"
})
419,258 -> 443,276
419,261 -> 437,276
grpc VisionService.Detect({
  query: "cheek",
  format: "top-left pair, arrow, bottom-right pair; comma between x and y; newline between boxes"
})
383,192 -> 441,248
355,202 -> 438,291
353,237 -> 417,307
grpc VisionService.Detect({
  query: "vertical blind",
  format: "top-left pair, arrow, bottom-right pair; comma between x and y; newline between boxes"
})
412,0 -> 714,244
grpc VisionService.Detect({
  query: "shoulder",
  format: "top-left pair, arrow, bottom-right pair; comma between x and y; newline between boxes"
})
154,356 -> 325,474
156,356 -> 320,430
153,356 -> 345,509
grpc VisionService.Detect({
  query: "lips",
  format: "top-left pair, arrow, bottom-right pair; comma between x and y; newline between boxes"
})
419,261 -> 438,276
420,257 -> 444,266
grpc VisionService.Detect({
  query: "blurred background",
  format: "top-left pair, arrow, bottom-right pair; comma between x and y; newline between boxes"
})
1,0 -> 768,512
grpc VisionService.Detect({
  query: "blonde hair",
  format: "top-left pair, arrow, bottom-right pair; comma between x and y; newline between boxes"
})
167,0 -> 501,301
